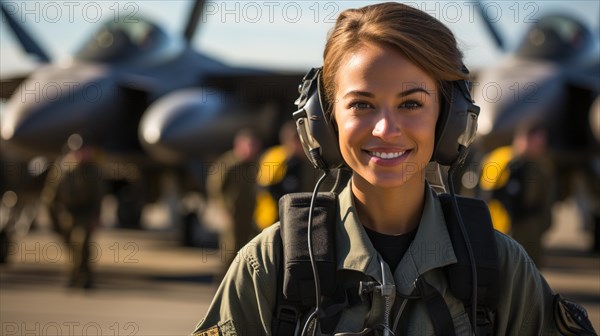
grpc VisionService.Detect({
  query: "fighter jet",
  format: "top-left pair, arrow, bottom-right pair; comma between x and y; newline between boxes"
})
0,0 -> 303,255
465,4 -> 600,250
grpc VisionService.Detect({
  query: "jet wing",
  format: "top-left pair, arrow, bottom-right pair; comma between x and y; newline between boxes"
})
203,72 -> 305,106
0,73 -> 28,100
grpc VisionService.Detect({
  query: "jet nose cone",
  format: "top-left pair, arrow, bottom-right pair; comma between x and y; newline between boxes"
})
140,88 -> 274,163
139,88 -> 229,163
1,63 -> 114,153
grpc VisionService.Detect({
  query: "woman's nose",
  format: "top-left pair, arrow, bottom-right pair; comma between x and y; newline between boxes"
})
372,110 -> 401,139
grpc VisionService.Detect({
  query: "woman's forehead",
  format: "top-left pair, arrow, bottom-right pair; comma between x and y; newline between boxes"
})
335,43 -> 437,95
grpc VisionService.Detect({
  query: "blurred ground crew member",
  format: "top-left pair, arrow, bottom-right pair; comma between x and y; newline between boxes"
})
206,129 -> 262,273
41,134 -> 105,289
254,120 -> 318,229
480,122 -> 554,266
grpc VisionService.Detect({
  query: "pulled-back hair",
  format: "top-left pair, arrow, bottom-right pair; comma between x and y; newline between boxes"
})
322,2 -> 468,117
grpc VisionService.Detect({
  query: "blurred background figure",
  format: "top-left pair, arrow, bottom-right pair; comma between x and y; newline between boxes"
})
40,134 -> 106,289
254,120 -> 318,230
206,129 -> 262,275
479,122 -> 555,266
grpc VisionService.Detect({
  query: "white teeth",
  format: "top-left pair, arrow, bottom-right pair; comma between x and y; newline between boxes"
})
370,151 -> 405,159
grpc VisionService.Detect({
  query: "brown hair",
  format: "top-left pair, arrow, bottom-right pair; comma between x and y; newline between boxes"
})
322,2 -> 468,117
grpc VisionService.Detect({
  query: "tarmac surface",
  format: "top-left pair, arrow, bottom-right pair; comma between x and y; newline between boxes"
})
1,199 -> 599,336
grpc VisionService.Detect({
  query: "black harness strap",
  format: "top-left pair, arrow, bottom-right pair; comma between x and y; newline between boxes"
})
417,277 -> 457,336
438,194 -> 500,308
273,192 -> 338,335
272,169 -> 352,335
437,194 -> 500,335
272,253 -> 301,335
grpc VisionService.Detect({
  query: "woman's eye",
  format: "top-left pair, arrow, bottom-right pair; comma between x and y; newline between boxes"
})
349,101 -> 373,110
400,100 -> 422,110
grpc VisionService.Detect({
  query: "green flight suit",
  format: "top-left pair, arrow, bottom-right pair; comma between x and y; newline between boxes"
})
193,181 -> 560,335
207,150 -> 260,271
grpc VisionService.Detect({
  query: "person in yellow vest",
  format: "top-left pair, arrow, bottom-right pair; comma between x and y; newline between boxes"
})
479,122 -> 555,266
254,120 -> 318,229
479,145 -> 514,234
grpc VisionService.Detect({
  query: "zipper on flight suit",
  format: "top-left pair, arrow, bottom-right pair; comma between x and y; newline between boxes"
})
390,278 -> 419,333
379,258 -> 394,336
355,257 -> 395,335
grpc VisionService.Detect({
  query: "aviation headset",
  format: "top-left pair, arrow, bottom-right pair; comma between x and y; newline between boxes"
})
292,66 -> 480,170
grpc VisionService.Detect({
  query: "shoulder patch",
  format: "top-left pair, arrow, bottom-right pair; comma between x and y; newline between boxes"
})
194,326 -> 220,336
194,320 -> 237,336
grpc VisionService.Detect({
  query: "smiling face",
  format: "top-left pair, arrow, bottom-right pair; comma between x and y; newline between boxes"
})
333,42 -> 440,189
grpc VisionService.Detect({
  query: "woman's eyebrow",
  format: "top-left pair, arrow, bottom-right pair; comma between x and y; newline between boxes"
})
342,90 -> 374,99
342,87 -> 431,99
397,87 -> 431,98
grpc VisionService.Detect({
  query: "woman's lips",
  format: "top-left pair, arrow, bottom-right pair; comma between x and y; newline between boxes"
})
364,149 -> 411,166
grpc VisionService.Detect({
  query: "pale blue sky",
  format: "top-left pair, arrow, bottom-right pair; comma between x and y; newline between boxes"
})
1,1 -> 599,76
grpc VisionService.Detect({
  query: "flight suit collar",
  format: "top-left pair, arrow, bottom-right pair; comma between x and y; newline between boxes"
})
335,179 -> 457,293
335,181 -> 377,278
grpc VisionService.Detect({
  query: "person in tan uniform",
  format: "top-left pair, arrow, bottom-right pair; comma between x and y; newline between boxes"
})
193,3 -> 595,335
206,129 -> 262,274
41,135 -> 105,289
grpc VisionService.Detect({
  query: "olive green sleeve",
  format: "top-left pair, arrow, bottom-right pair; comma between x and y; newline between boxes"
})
493,231 -> 560,335
192,224 -> 282,336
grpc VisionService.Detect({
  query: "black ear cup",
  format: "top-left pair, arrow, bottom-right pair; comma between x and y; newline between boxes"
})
293,67 -> 480,169
432,79 -> 480,166
292,68 -> 344,170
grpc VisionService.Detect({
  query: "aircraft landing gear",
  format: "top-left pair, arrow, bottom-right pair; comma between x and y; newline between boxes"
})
593,215 -> 600,253
114,181 -> 144,229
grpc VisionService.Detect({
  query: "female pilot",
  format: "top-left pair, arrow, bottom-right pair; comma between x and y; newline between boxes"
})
193,3 -> 593,335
